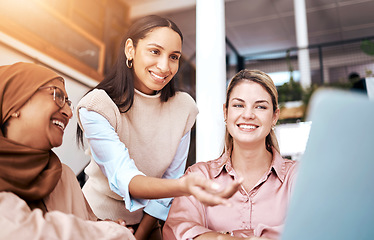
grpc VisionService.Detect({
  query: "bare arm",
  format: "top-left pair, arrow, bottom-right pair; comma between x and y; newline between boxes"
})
129,173 -> 242,207
79,109 -> 241,207
133,213 -> 159,240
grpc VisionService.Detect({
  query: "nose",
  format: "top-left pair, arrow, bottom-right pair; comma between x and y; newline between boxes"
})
242,107 -> 255,119
156,56 -> 170,72
61,103 -> 73,119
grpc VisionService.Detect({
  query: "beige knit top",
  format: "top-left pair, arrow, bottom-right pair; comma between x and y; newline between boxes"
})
77,89 -> 198,224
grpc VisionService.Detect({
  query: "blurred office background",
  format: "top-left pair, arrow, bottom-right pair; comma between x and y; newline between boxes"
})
1,0 -> 373,176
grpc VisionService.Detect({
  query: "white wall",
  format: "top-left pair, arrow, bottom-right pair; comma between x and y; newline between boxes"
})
0,42 -> 93,175
53,79 -> 91,175
275,121 -> 312,161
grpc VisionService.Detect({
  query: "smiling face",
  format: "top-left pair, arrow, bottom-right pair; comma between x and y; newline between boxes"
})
125,27 -> 182,95
224,80 -> 279,150
6,78 -> 72,150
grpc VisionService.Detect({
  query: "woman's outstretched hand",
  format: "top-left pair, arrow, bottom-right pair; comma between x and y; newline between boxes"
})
128,174 -> 241,206
181,173 -> 242,206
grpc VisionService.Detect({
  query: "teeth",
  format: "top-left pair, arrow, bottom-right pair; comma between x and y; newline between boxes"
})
238,124 -> 256,129
52,120 -> 65,130
150,71 -> 166,79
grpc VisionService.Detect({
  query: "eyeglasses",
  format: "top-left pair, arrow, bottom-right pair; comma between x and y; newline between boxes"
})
38,86 -> 74,112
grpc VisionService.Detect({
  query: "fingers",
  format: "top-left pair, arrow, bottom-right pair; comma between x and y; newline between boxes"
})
193,174 -> 242,200
189,185 -> 230,206
127,227 -> 135,234
218,177 -> 243,199
184,173 -> 242,207
186,173 -> 220,193
115,218 -> 126,226
187,175 -> 242,207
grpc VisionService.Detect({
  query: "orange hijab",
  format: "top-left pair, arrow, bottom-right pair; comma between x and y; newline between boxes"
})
0,62 -> 62,210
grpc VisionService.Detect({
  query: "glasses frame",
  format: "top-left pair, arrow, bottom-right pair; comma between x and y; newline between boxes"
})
38,86 -> 74,112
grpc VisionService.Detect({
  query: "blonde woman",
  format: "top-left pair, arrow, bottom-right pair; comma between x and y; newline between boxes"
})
163,69 -> 299,240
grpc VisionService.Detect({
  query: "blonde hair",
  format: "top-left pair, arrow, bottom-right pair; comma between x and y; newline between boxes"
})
224,69 -> 280,154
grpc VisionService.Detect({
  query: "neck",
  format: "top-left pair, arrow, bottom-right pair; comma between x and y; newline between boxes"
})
134,88 -> 160,98
231,142 -> 272,173
134,87 -> 157,96
230,143 -> 273,192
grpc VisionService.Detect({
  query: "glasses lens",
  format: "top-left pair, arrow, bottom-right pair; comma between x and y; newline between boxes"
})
66,99 -> 74,112
54,87 -> 65,108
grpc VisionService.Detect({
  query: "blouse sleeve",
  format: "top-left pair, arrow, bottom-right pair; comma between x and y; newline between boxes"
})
144,132 -> 191,221
0,192 -> 135,240
163,168 -> 213,240
79,108 -> 148,212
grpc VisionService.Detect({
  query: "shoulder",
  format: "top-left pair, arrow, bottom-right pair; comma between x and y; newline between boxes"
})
60,164 -> 77,180
46,164 -> 97,220
283,159 -> 299,183
187,161 -> 210,174
273,148 -> 298,174
0,191 -> 26,208
286,158 -> 299,172
0,192 -> 33,221
77,89 -> 122,131
171,91 -> 198,115
56,164 -> 82,192
185,157 -> 224,179
165,91 -> 198,134
272,149 -> 299,182
174,91 -> 196,103
77,89 -> 116,110
52,164 -> 85,198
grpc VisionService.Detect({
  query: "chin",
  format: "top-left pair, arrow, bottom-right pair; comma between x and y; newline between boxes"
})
51,140 -> 63,148
150,83 -> 164,91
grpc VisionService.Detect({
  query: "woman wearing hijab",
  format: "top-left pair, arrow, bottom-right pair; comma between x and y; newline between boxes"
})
0,62 -> 135,239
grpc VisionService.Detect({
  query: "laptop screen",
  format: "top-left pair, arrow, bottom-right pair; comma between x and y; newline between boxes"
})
281,89 -> 374,240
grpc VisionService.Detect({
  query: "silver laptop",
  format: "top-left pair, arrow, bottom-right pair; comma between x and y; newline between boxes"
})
281,89 -> 374,240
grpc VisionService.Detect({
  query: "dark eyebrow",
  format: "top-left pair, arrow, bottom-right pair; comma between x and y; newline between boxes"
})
148,43 -> 182,55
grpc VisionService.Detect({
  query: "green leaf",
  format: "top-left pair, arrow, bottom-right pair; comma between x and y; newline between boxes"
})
360,40 -> 374,56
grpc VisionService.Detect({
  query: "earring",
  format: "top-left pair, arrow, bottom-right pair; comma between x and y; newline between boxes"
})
11,112 -> 20,118
126,59 -> 133,68
271,125 -> 275,131
224,119 -> 227,125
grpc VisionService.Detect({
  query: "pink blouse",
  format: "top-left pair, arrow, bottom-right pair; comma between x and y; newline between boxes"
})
163,149 -> 298,240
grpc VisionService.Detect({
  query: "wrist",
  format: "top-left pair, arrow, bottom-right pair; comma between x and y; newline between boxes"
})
178,176 -> 189,196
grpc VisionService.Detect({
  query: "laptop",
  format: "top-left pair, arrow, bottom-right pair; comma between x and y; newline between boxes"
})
281,89 -> 374,240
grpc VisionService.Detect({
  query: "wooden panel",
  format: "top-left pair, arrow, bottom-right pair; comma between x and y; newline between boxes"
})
102,0 -> 130,72
70,0 -> 106,39
0,0 -> 105,80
